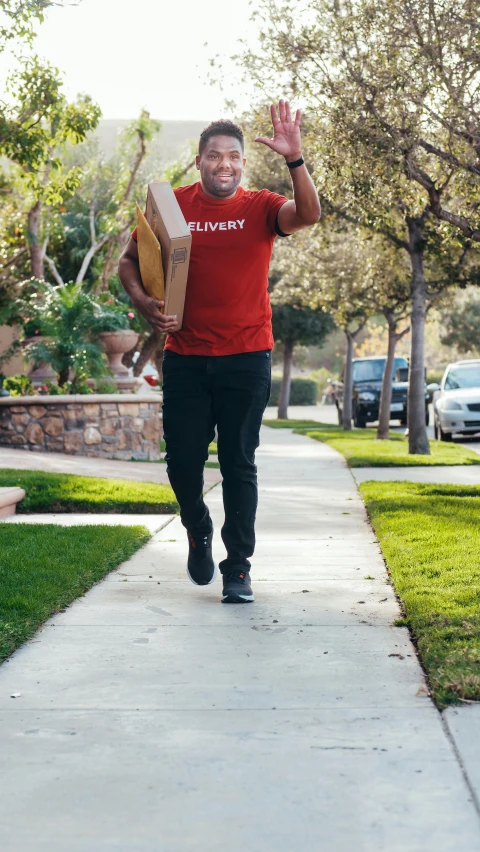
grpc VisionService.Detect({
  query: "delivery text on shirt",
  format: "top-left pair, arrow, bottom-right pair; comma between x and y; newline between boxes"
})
187,219 -> 246,232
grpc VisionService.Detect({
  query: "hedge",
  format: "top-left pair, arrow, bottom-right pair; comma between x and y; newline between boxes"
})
269,378 -> 318,406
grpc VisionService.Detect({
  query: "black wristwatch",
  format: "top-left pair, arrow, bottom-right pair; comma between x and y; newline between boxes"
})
286,157 -> 304,169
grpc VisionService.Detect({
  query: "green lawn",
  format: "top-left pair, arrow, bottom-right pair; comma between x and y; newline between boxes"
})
360,481 -> 480,707
0,469 -> 178,513
263,420 -> 480,466
0,523 -> 151,662
158,439 -> 220,468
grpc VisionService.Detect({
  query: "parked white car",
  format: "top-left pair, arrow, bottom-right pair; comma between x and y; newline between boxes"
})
432,359 -> 480,441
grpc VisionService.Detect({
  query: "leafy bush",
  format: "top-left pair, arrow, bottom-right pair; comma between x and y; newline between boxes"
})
269,378 -> 317,406
20,282 -> 108,387
95,378 -> 118,394
3,374 -> 34,397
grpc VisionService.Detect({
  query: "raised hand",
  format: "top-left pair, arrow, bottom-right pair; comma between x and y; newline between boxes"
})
254,99 -> 302,161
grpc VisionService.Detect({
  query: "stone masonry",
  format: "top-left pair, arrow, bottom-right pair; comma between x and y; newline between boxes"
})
0,394 -> 162,460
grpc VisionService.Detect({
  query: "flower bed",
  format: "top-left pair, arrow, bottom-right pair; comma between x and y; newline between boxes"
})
0,394 -> 162,460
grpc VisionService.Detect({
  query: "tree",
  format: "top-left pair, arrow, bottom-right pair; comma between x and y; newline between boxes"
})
0,1 -> 70,50
271,303 -> 333,418
271,224 -> 377,429
238,0 -> 480,453
440,295 -> 480,356
1,57 -> 100,278
41,110 -> 161,289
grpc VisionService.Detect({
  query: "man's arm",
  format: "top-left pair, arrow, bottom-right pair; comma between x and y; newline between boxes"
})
118,237 -> 180,334
255,100 -> 321,234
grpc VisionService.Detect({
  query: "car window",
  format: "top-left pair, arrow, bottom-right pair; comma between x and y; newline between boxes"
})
444,365 -> 480,390
352,358 -> 408,383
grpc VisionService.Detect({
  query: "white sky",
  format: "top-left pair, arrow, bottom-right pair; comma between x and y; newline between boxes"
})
26,0 -> 259,121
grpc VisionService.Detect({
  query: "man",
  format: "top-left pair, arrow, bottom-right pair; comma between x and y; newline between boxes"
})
118,99 -> 320,603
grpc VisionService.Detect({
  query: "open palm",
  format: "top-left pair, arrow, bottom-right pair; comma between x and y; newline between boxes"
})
255,100 -> 302,160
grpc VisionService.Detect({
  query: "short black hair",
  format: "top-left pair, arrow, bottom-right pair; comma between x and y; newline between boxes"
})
198,120 -> 244,155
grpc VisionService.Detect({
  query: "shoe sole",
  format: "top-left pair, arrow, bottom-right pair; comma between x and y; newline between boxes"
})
221,593 -> 254,603
187,562 -> 218,587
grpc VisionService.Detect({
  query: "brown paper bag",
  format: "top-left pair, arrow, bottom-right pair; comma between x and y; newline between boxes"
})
135,203 -> 165,302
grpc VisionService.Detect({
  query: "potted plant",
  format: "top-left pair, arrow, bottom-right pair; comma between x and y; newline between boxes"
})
19,282 -> 110,389
92,296 -> 139,379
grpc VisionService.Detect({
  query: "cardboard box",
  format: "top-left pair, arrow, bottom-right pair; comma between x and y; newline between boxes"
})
144,182 -> 191,329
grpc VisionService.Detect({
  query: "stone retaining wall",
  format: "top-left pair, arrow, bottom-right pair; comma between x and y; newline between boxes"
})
0,394 -> 162,460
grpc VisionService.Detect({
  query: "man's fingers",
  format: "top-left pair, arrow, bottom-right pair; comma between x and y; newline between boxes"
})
285,100 -> 292,122
278,98 -> 286,123
295,108 -> 302,126
270,102 -> 279,126
254,136 -> 276,149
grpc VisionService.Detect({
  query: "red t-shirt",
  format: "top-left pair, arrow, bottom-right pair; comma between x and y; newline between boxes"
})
131,181 -> 287,355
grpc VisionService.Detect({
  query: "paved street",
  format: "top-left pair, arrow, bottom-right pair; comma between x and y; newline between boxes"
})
1,426 -> 479,850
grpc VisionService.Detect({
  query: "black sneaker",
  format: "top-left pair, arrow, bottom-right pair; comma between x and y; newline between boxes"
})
222,569 -> 254,603
187,531 -> 216,586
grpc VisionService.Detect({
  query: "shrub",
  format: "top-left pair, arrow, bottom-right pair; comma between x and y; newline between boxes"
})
269,378 -> 317,406
95,378 -> 118,394
3,374 -> 34,397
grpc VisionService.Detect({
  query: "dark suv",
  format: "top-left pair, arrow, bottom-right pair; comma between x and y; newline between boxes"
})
335,356 -> 429,428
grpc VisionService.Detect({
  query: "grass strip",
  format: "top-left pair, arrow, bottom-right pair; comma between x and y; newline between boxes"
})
360,481 -> 480,707
0,523 -> 151,662
263,419 -> 480,466
0,469 -> 178,513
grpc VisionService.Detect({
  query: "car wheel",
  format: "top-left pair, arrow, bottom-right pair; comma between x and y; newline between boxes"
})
425,406 -> 430,427
439,424 -> 453,442
434,418 -> 439,440
353,406 -> 366,428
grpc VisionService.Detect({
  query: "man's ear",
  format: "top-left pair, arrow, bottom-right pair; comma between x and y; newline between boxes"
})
195,154 -> 201,170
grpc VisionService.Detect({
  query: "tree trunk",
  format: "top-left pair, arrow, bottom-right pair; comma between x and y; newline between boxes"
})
278,338 -> 294,419
133,331 -> 163,377
154,335 -> 167,383
27,200 -> 44,279
376,314 -> 397,440
58,365 -> 69,387
122,338 -> 141,369
342,330 -> 354,430
407,217 -> 430,455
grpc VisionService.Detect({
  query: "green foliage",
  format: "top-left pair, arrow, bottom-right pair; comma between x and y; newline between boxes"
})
0,56 -> 100,187
0,523 -> 151,663
268,378 -> 318,406
3,373 -> 33,396
17,281 -> 108,386
0,468 -> 178,513
41,380 -> 64,395
293,424 -> 480,466
95,378 -> 118,394
0,1 -> 53,50
361,481 -> 480,706
271,303 -> 334,346
440,297 -> 480,355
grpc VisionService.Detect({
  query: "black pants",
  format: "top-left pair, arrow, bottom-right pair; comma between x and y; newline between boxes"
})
161,349 -> 272,574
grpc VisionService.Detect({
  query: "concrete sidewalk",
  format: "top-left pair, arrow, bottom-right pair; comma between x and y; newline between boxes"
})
353,465 -> 480,484
0,427 -> 479,850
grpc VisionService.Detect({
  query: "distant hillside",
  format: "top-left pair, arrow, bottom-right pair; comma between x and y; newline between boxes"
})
93,119 -> 208,159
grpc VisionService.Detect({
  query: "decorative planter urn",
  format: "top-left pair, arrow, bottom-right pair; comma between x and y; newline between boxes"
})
99,329 -> 139,376
99,329 -> 140,390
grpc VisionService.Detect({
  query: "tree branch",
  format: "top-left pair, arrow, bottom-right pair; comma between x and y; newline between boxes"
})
44,253 -> 65,286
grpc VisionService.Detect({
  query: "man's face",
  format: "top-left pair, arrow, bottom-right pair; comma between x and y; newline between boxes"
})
196,135 -> 246,199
